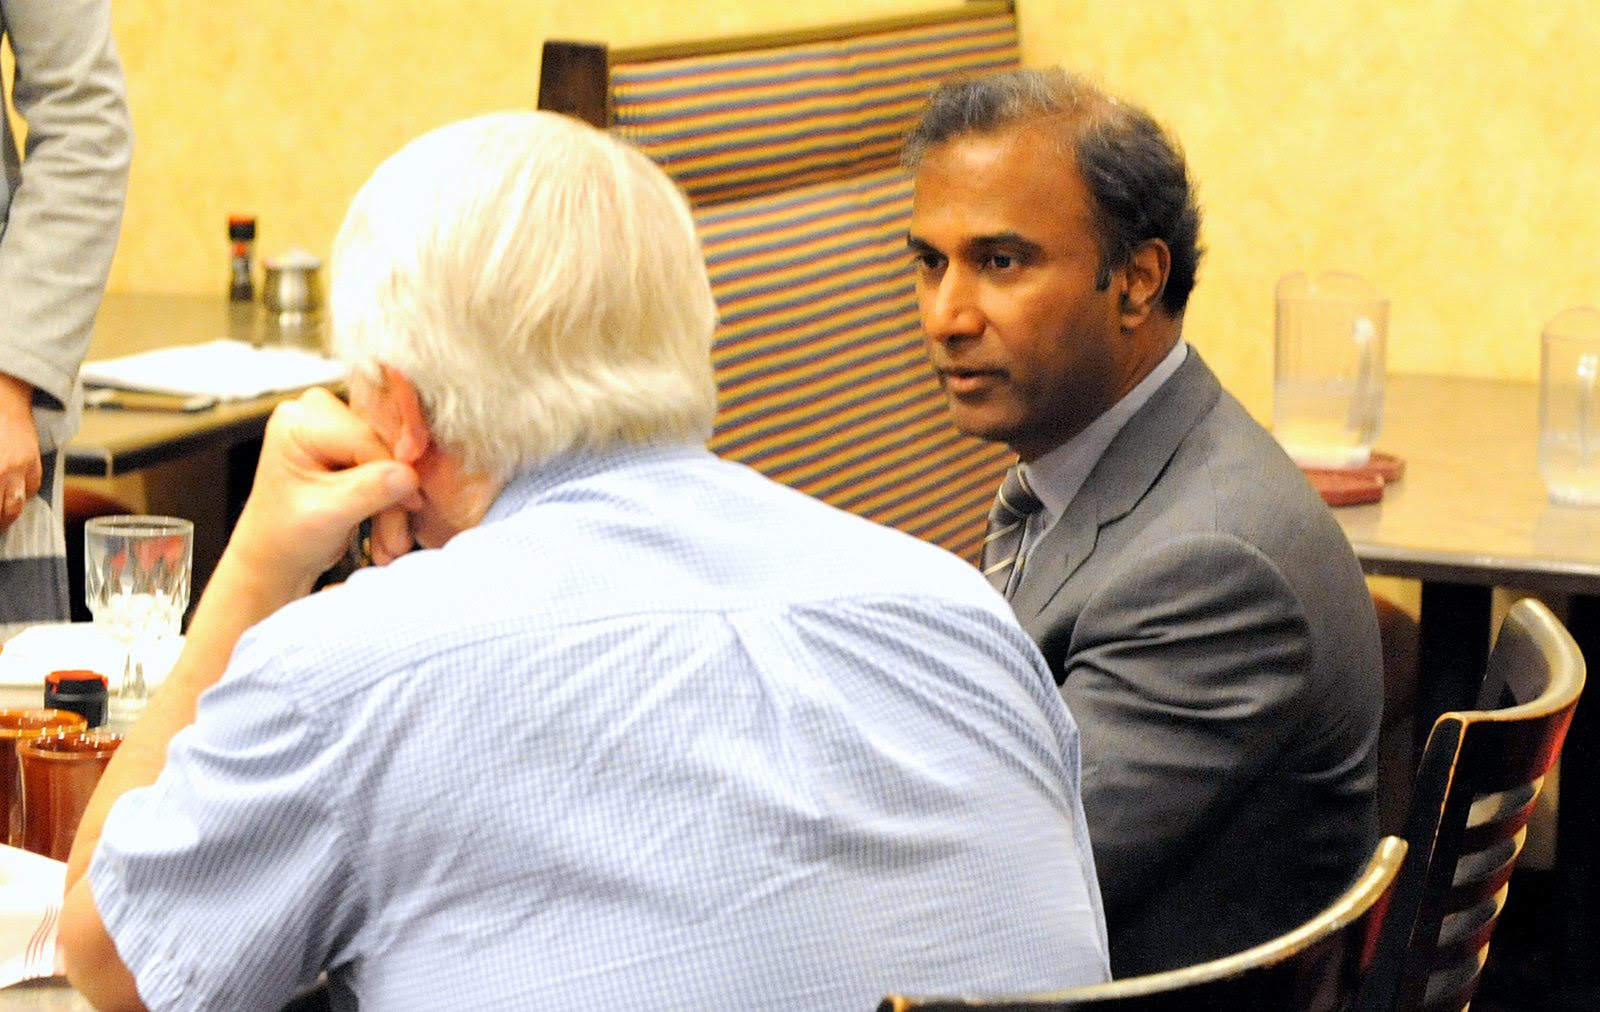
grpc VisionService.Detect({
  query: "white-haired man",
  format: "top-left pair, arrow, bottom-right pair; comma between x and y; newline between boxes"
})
60,112 -> 1109,1010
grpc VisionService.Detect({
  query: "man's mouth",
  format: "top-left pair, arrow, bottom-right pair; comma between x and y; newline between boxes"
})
939,367 -> 1005,397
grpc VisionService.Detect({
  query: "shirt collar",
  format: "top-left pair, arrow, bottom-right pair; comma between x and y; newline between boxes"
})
483,441 -> 709,525
1023,339 -> 1189,526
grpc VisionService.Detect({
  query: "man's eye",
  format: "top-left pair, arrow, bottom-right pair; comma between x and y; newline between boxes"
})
913,251 -> 945,271
987,253 -> 1017,270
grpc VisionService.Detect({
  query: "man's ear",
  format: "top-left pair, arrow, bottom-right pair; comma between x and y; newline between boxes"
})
1118,238 -> 1171,330
378,364 -> 432,466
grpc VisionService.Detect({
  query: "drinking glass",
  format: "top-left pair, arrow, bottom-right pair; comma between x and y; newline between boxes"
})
84,515 -> 193,722
1273,271 -> 1389,468
1540,306 -> 1600,506
18,730 -> 123,861
0,708 -> 87,847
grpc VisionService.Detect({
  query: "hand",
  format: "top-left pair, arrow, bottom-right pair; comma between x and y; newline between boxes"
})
0,374 -> 43,534
228,387 -> 420,602
58,387 -> 419,1012
60,388 -> 420,902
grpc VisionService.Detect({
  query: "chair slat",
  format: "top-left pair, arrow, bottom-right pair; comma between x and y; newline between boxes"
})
1355,598 -> 1586,1012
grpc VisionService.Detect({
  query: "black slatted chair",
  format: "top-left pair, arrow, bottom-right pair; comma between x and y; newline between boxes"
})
1355,597 -> 1585,1012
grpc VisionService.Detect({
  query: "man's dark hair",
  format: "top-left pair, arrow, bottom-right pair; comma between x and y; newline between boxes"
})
904,68 -> 1204,316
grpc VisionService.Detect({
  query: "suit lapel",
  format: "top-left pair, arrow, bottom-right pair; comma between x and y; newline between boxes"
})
1009,350 -> 1224,622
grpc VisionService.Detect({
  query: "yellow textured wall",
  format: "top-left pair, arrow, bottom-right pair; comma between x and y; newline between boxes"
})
103,0 -> 937,299
1021,0 -> 1600,413
97,2 -> 1599,410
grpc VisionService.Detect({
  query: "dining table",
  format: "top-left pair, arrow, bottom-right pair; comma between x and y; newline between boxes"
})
66,292 -> 312,480
60,291 -> 337,607
0,682 -> 82,1008
0,980 -> 89,1011
1332,371 -> 1600,999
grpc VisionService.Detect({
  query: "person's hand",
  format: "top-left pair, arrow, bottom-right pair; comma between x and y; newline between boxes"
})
60,389 -> 421,1011
0,373 -> 43,535
227,387 -> 420,603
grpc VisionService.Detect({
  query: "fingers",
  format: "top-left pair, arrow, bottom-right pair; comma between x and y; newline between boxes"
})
368,507 -> 414,566
301,463 -> 417,575
230,388 -> 419,592
323,461 -> 420,534
275,388 -> 395,474
0,482 -> 26,532
0,451 -> 42,534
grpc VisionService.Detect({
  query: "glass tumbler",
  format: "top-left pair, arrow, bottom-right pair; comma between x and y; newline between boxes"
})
83,515 -> 193,722
0,708 -> 88,847
1540,306 -> 1600,506
18,730 -> 123,861
1273,271 -> 1389,469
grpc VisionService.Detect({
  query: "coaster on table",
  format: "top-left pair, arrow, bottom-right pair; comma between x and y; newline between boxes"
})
1299,449 -> 1405,507
1303,468 -> 1386,506
1368,451 -> 1406,483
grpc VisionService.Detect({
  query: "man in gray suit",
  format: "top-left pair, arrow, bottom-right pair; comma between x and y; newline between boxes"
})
905,68 -> 1382,977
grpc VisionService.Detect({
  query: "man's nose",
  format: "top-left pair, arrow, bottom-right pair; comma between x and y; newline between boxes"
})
920,268 -> 983,344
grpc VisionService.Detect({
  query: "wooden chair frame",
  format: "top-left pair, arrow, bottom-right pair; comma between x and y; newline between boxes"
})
880,836 -> 1409,1012
1356,597 -> 1585,1012
538,1 -> 1016,129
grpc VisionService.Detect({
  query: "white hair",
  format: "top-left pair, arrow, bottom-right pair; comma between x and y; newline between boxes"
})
330,111 -> 719,480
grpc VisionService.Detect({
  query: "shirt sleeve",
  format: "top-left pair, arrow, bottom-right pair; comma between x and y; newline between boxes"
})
0,0 -> 132,417
88,663 -> 365,1012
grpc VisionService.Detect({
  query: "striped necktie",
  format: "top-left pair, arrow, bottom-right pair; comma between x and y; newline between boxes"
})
982,466 -> 1044,596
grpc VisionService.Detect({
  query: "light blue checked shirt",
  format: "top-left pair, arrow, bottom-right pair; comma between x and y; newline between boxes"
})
90,443 -> 1109,1010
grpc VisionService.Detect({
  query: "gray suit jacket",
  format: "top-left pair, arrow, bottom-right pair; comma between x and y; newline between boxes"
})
1,0 -> 131,454
1011,350 -> 1381,977
1,0 -> 130,635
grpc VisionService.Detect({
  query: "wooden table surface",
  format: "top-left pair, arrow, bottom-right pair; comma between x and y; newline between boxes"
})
0,980 -> 91,1011
1333,372 -> 1600,594
66,293 -> 316,478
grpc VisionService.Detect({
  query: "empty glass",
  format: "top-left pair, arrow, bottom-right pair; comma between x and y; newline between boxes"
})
18,730 -> 123,861
0,709 -> 87,847
84,515 -> 193,722
1540,306 -> 1600,506
1273,271 -> 1389,469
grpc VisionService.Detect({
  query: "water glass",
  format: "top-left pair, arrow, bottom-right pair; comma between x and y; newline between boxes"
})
84,515 -> 193,720
1273,271 -> 1389,468
1540,306 -> 1600,506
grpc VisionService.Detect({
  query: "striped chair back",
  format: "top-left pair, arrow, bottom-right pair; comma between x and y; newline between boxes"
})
539,2 -> 1018,564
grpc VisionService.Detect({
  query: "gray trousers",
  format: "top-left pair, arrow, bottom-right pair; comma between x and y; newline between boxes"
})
0,450 -> 70,640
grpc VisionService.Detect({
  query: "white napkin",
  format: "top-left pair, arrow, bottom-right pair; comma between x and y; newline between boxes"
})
0,845 -> 67,985
0,623 -> 183,692
81,339 -> 346,400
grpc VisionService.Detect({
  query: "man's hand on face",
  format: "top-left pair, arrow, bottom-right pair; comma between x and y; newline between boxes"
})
58,388 -> 421,1009
228,387 -> 420,602
0,374 -> 43,535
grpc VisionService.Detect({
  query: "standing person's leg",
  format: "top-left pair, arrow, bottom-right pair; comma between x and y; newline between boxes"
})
0,450 -> 71,640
